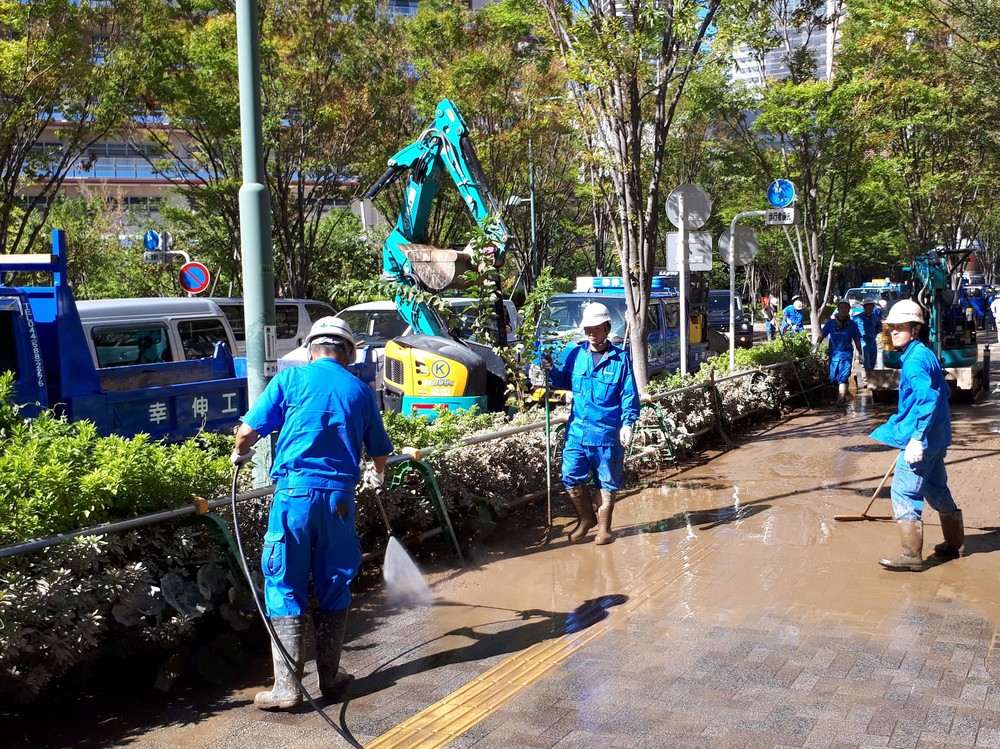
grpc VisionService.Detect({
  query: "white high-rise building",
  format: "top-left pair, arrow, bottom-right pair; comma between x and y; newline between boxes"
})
731,0 -> 846,88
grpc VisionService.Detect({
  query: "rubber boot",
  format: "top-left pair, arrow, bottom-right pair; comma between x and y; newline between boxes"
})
566,484 -> 597,543
255,615 -> 305,710
595,490 -> 615,545
879,521 -> 924,571
314,609 -> 353,700
837,382 -> 848,403
934,510 -> 965,559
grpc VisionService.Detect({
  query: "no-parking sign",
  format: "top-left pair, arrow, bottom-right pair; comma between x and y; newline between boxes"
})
179,261 -> 211,294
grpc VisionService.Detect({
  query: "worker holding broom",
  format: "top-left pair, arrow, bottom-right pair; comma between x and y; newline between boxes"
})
869,300 -> 963,571
231,317 -> 393,710
543,302 -> 640,546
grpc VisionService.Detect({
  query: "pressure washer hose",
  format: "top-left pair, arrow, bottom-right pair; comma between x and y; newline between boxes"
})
229,465 -> 365,749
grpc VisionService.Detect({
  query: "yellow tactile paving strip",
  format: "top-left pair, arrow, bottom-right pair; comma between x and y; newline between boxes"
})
367,540 -> 721,749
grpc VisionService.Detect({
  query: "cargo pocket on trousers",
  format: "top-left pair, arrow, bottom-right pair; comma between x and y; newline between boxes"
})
262,531 -> 285,577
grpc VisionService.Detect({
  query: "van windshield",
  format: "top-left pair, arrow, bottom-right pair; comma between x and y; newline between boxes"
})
542,296 -> 627,337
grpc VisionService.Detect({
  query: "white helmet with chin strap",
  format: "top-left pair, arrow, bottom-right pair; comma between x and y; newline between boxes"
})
580,302 -> 612,330
306,316 -> 357,360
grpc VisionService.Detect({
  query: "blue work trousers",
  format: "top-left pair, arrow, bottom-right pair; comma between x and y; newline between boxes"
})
890,449 -> 958,521
262,484 -> 362,616
860,336 -> 878,371
562,441 -> 625,492
828,356 -> 853,385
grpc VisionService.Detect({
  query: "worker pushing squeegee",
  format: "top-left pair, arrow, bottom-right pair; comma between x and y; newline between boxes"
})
867,300 -> 964,571
231,316 -> 394,711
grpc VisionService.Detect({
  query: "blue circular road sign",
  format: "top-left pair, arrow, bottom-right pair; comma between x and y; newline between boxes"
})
767,179 -> 796,209
143,229 -> 160,251
179,261 -> 211,294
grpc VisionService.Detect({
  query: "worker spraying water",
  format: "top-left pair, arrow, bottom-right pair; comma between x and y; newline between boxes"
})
231,316 -> 393,711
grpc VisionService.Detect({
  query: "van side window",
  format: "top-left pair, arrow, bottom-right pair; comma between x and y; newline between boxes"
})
0,312 -> 20,377
665,302 -> 680,329
646,304 -> 660,333
275,305 -> 299,339
305,302 -> 336,323
178,319 -> 229,359
92,326 -> 172,367
219,304 -> 245,338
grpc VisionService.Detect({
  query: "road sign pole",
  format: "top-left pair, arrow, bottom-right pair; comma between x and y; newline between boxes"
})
679,192 -> 688,376
726,211 -> 767,371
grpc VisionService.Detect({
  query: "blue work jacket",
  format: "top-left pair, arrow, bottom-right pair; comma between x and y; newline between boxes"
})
870,340 -> 951,451
781,305 -> 804,331
820,317 -> 861,360
242,358 -> 394,491
550,340 -> 640,447
853,309 -> 881,340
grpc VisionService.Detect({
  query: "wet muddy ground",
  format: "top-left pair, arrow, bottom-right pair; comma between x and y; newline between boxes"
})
8,347 -> 1000,748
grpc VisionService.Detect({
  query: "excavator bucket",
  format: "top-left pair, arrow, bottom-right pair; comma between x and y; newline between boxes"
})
401,244 -> 476,292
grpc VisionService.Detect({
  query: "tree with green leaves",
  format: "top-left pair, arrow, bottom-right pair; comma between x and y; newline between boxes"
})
131,0 -> 407,298
839,0 -> 1000,259
538,0 -> 722,388
0,0 -> 154,256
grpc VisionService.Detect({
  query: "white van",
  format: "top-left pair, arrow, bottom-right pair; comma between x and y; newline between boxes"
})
76,297 -> 239,368
211,298 -> 337,359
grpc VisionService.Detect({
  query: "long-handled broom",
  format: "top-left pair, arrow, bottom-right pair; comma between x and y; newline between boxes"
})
834,459 -> 895,522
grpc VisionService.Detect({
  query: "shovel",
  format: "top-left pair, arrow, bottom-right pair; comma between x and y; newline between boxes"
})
834,459 -> 895,521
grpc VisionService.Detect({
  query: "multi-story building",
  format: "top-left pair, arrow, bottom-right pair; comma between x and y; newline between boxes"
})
731,0 -> 846,88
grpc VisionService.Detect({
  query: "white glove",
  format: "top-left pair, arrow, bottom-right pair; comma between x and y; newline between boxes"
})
904,438 -> 924,465
811,342 -> 821,354
619,424 -> 633,447
364,464 -> 385,490
230,447 -> 255,467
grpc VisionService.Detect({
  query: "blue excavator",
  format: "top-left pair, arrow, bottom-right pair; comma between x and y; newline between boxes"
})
365,99 -> 514,416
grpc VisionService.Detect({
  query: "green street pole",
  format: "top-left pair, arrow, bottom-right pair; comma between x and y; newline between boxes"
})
235,0 -> 276,486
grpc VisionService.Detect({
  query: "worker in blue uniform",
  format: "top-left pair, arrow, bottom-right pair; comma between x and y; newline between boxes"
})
780,295 -> 805,334
544,302 -> 640,545
814,300 -> 862,403
869,300 -> 962,571
852,297 -> 882,384
232,316 -> 393,710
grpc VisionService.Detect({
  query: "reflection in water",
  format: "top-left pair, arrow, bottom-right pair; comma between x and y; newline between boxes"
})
633,504 -> 770,536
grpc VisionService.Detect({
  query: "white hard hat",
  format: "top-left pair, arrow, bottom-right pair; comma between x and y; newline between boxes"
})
793,299 -> 804,310
862,297 -> 877,306
884,299 -> 924,325
580,302 -> 612,329
306,316 -> 356,360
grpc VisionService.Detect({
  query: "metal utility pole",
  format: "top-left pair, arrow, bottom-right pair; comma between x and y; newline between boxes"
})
235,0 -> 276,485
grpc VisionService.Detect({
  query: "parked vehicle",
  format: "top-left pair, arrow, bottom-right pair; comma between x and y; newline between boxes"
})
707,289 -> 753,349
529,276 -> 709,391
211,297 -> 336,358
843,280 -> 903,315
1,230 -> 247,441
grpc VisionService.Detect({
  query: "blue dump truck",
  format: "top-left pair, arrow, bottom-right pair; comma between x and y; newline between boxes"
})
0,230 -> 248,441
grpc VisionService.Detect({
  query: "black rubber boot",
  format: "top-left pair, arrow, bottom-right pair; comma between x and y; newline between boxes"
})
934,510 -> 965,559
314,608 -> 353,700
566,484 -> 597,543
255,615 -> 305,710
595,489 -> 615,545
879,521 -> 923,571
